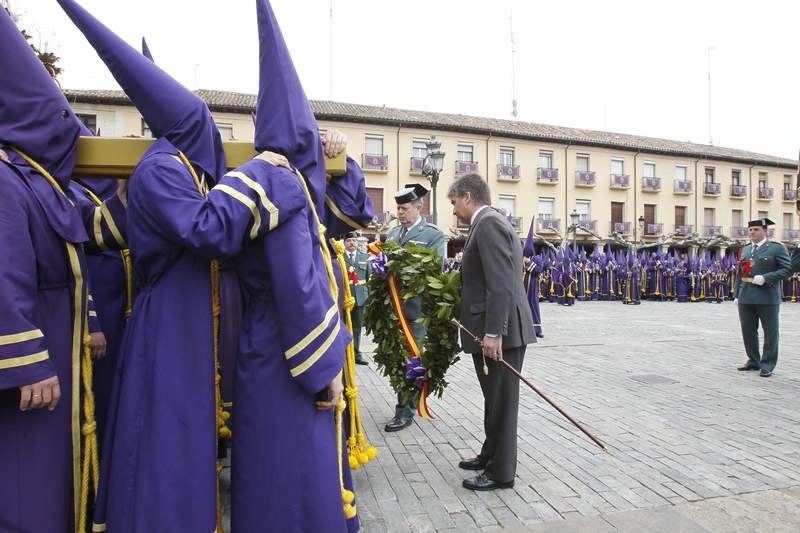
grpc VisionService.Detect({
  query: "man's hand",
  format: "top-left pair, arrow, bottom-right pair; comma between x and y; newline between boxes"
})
0,148 -> 9,163
482,335 -> 503,362
752,275 -> 766,286
88,331 -> 107,360
19,376 -> 61,412
321,129 -> 347,159
315,374 -> 344,411
254,150 -> 291,169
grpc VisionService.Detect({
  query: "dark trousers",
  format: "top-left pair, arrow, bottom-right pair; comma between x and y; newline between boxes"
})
393,317 -> 426,420
738,303 -> 781,372
351,304 -> 363,355
472,346 -> 524,484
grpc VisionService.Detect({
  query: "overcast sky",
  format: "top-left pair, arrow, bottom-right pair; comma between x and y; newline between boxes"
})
14,0 -> 800,160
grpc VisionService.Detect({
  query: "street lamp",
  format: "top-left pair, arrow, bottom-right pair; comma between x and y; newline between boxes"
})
638,215 -> 646,244
422,136 -> 445,225
569,209 -> 580,253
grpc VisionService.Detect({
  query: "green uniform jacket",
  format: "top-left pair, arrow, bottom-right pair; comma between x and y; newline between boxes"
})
345,250 -> 371,307
733,240 -> 791,304
386,218 -> 446,335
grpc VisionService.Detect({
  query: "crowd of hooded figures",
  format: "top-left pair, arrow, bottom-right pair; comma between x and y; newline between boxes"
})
521,244 -> 800,306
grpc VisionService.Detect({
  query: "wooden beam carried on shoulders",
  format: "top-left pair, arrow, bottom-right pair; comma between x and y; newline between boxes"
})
73,136 -> 347,178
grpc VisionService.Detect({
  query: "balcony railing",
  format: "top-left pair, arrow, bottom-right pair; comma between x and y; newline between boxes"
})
730,185 -> 747,197
422,214 -> 434,223
644,223 -> 663,235
611,221 -> 631,234
610,174 -> 630,189
537,218 -> 561,233
409,156 -> 425,174
642,177 -> 661,192
675,224 -> 694,235
783,189 -> 798,201
577,219 -> 597,232
362,153 -> 389,171
732,226 -> 749,238
768,229 -> 775,238
361,154 -> 389,170
674,180 -> 693,194
575,170 -> 596,186
758,187 -> 774,200
703,225 -> 723,236
507,216 -> 522,230
537,168 -> 559,183
455,160 -> 479,175
703,182 -> 721,195
784,229 -> 800,240
497,164 -> 521,181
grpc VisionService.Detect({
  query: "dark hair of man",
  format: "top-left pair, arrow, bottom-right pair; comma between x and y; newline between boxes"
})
447,173 -> 490,205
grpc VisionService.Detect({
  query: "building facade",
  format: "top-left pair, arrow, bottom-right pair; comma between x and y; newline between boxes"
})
64,89 -> 799,250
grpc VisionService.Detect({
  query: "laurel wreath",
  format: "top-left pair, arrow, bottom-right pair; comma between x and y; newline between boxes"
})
363,241 -> 462,403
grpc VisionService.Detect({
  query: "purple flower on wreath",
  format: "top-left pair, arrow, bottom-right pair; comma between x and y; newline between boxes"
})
371,251 -> 388,278
405,356 -> 427,389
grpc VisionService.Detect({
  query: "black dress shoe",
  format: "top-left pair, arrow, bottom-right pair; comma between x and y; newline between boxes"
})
458,457 -> 486,471
759,369 -> 772,377
737,364 -> 760,371
535,333 -> 544,338
354,355 -> 369,366
384,415 -> 413,432
462,473 -> 514,491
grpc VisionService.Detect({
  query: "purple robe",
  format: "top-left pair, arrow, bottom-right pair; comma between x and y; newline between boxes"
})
231,161 -> 351,532
71,180 -> 131,444
0,153 -> 126,532
92,140 -> 314,532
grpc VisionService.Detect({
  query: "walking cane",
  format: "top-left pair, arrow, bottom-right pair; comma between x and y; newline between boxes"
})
451,319 -> 608,452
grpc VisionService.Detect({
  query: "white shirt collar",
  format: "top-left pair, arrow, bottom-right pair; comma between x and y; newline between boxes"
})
753,237 -> 768,247
404,216 -> 423,232
470,205 -> 490,225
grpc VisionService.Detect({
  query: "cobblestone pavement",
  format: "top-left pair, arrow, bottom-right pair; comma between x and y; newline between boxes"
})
348,300 -> 800,532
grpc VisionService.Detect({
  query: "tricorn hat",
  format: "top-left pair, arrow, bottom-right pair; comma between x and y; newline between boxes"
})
394,183 -> 428,204
747,217 -> 775,228
344,230 -> 361,240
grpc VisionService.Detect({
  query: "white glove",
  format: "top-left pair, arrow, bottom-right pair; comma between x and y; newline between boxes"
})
752,275 -> 766,286
733,298 -> 738,304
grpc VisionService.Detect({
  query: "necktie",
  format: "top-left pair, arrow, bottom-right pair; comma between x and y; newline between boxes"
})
399,226 -> 408,242
752,244 -> 758,255
349,253 -> 355,263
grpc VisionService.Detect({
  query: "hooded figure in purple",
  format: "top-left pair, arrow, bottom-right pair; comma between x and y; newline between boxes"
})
0,8 -> 127,532
58,2 -> 348,532
230,2 -> 359,531
521,219 -> 543,337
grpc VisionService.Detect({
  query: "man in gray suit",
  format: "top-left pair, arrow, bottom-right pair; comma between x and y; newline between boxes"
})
734,218 -> 791,377
448,173 -> 536,491
383,184 -> 446,432
344,230 -> 370,365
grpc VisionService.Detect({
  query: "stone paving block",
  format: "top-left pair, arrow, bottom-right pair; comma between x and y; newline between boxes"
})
602,507 -> 712,532
343,303 -> 800,531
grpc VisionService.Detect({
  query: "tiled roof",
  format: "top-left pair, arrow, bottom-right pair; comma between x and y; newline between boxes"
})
63,88 -> 796,168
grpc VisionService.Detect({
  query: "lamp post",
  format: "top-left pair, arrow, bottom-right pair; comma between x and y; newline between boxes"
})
569,209 -> 580,254
637,215 -> 646,245
422,136 -> 445,225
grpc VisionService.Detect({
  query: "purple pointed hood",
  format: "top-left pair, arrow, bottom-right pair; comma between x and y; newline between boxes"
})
57,0 -> 226,181
522,216 -> 536,258
255,0 -> 326,212
0,9 -> 83,186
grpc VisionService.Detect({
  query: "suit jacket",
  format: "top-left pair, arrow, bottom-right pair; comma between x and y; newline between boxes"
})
345,250 -> 371,307
734,240 -> 791,304
459,207 -> 536,353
